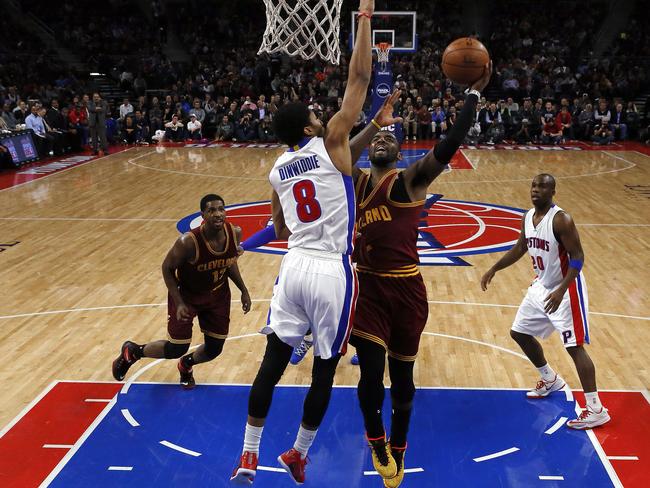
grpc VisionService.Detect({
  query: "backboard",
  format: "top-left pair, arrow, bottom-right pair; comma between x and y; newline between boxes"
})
349,11 -> 417,52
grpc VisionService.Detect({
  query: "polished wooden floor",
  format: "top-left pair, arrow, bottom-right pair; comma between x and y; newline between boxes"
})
0,144 -> 648,427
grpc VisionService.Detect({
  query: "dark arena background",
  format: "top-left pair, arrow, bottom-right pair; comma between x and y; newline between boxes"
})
0,0 -> 648,487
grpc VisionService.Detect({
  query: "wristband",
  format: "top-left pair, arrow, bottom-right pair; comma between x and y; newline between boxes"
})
370,118 -> 382,130
569,259 -> 583,271
464,88 -> 481,98
357,11 -> 372,20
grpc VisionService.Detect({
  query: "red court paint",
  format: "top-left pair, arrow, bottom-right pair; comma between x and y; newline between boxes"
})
0,382 -> 121,488
574,391 -> 650,488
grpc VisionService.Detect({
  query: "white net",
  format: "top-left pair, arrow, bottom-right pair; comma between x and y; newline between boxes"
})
376,42 -> 391,72
258,0 -> 344,65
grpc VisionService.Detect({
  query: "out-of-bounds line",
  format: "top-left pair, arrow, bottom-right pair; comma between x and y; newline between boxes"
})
159,440 -> 201,457
607,456 -> 639,461
473,447 -> 520,462
108,466 -> 133,471
539,476 -> 564,481
39,396 -> 118,487
42,444 -> 73,449
544,417 -> 569,435
364,468 -> 425,475
84,398 -> 111,403
120,408 -> 140,427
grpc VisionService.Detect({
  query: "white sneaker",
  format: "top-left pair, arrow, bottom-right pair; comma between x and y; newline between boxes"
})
566,407 -> 611,430
526,375 -> 566,398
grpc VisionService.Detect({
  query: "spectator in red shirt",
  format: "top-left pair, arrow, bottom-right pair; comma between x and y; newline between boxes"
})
556,106 -> 573,141
68,100 -> 89,146
417,103 -> 432,140
541,116 -> 562,145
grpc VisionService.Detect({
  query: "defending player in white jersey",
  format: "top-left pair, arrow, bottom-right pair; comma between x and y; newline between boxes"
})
231,0 -> 374,484
480,174 -> 610,429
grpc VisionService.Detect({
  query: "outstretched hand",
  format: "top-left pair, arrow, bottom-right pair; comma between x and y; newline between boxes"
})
471,61 -> 493,92
374,90 -> 404,127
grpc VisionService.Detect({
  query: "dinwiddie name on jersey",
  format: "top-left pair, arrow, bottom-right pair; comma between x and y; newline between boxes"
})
279,155 -> 321,181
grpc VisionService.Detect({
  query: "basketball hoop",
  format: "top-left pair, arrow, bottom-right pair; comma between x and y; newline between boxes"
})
258,0 -> 344,65
376,42 -> 391,72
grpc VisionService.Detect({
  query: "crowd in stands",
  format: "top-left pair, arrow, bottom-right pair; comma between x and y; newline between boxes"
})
1,0 -> 649,167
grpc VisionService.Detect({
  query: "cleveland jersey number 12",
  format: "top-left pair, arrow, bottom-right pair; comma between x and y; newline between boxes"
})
293,180 -> 322,223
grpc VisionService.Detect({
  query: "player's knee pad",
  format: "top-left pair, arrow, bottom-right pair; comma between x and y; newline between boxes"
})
163,341 -> 189,359
203,336 -> 225,360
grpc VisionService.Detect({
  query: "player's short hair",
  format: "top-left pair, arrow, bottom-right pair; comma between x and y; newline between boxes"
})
273,102 -> 311,146
200,194 -> 225,212
535,173 -> 556,189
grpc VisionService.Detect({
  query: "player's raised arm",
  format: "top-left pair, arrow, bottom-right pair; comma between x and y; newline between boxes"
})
402,62 -> 492,198
481,214 -> 528,291
324,0 -> 374,174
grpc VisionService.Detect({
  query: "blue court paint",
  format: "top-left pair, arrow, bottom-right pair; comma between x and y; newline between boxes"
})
50,385 -> 613,487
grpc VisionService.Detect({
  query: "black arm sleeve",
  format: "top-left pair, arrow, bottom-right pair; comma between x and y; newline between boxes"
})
433,93 -> 478,164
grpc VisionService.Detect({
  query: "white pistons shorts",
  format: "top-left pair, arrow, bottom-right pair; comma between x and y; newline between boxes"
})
261,247 -> 358,359
511,277 -> 590,348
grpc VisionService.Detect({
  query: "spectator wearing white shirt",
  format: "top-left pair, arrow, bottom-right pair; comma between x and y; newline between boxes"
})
187,113 -> 202,140
119,98 -> 134,120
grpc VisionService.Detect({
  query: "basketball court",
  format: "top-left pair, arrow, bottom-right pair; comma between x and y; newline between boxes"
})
0,141 -> 648,487
1,5 -> 649,488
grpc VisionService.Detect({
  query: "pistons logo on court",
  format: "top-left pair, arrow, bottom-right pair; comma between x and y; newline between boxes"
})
177,195 -> 525,266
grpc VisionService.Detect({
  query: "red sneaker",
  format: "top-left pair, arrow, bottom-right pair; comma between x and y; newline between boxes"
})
277,448 -> 307,485
230,451 -> 258,485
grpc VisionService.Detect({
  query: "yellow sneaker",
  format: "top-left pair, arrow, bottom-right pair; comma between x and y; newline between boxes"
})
383,444 -> 406,488
368,435 -> 397,479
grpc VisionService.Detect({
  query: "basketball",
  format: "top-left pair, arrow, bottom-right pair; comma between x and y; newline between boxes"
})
441,37 -> 490,85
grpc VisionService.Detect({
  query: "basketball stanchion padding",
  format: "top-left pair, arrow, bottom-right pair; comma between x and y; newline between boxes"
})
258,0 -> 344,65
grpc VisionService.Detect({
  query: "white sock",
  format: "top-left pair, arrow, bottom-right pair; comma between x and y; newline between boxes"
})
293,425 -> 317,459
536,363 -> 557,383
243,423 -> 264,454
304,333 -> 313,343
584,392 -> 603,412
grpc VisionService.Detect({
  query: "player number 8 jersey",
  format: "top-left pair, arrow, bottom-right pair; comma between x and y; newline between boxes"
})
269,137 -> 355,255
